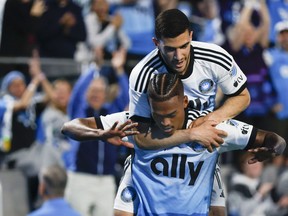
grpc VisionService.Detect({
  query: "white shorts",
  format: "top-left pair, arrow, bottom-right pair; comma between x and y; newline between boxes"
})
114,156 -> 226,212
114,155 -> 139,213
210,164 -> 226,207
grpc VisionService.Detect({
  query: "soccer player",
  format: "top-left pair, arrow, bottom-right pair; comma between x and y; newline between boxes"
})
128,8 -> 250,151
126,8 -> 250,216
62,74 -> 286,216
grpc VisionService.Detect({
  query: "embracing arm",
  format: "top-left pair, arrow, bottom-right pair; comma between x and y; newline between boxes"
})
203,88 -> 250,123
134,120 -> 227,152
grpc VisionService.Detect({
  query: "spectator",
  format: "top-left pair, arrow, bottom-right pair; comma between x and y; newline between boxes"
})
190,0 -> 224,44
0,0 -> 45,57
252,170 -> 288,216
35,0 -> 86,58
81,0 -> 131,65
0,69 -> 47,210
39,78 -> 72,167
221,0 -> 275,131
112,0 -> 155,73
153,0 -> 192,18
227,152 -> 273,216
0,0 -> 45,76
64,50 -> 129,216
27,55 -> 73,168
0,70 -> 44,156
266,0 -> 288,47
27,164 -> 80,216
263,20 -> 288,152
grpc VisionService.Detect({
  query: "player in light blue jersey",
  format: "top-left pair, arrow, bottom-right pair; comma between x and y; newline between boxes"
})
62,73 -> 286,216
120,73 -> 285,216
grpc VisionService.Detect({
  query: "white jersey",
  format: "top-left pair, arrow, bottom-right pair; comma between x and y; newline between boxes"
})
99,111 -> 257,215
129,41 -> 247,119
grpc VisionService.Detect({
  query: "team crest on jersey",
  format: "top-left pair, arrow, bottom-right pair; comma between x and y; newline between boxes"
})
229,65 -> 237,77
121,186 -> 137,203
199,79 -> 213,93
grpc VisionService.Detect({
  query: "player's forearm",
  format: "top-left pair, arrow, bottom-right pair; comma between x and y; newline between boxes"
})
61,118 -> 103,141
134,129 -> 192,150
208,88 -> 250,122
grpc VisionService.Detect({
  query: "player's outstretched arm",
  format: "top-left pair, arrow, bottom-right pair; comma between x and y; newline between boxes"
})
134,120 -> 227,151
247,129 -> 286,164
61,117 -> 138,148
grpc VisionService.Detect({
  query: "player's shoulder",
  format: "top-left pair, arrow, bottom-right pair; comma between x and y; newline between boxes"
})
129,48 -> 163,91
192,41 -> 232,60
130,48 -> 161,74
191,41 -> 228,53
191,41 -> 233,72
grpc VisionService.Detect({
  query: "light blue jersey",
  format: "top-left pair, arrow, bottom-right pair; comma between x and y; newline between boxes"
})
131,112 -> 255,216
100,110 -> 257,215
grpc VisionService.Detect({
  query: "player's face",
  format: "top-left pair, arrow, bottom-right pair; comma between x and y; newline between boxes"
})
150,95 -> 188,135
153,30 -> 192,76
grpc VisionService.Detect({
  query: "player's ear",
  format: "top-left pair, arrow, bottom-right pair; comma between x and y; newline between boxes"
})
183,95 -> 189,108
190,31 -> 193,40
152,37 -> 159,46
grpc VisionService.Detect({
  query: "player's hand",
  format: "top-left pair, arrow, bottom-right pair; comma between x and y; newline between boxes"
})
102,120 -> 139,148
247,147 -> 278,164
189,120 -> 227,153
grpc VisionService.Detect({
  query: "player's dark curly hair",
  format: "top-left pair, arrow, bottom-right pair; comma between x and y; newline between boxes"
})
147,73 -> 183,102
155,9 -> 191,40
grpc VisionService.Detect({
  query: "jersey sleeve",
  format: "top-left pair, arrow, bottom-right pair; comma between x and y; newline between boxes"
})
216,119 -> 256,153
216,49 -> 247,96
128,63 -> 151,121
98,111 -> 129,130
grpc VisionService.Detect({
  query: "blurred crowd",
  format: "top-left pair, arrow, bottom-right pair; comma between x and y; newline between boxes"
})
0,0 -> 287,215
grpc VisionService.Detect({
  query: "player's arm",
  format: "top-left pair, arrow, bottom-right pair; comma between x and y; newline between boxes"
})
61,116 -> 138,148
200,46 -> 251,124
134,119 -> 227,151
245,129 -> 286,164
201,88 -> 250,124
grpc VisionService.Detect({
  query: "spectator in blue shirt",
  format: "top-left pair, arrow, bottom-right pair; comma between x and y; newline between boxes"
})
27,164 -> 80,216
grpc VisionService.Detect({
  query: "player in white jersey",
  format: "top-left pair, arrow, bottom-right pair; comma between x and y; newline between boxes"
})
128,9 -> 250,152
62,74 -> 286,216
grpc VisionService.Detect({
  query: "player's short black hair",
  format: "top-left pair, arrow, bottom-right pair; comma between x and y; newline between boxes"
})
155,9 -> 191,40
148,73 -> 183,102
